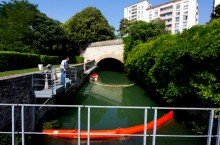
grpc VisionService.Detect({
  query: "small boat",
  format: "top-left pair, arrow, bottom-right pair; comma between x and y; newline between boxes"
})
89,74 -> 98,81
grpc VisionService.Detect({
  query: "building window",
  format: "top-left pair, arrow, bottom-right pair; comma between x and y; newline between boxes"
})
176,17 -> 180,22
176,4 -> 180,10
154,10 -> 158,16
175,23 -> 179,29
176,12 -> 180,16
183,11 -> 188,15
183,22 -> 187,27
184,4 -> 188,9
183,15 -> 188,21
175,30 -> 180,34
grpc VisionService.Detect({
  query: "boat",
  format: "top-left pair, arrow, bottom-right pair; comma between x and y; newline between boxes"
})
43,111 -> 174,139
89,74 -> 98,81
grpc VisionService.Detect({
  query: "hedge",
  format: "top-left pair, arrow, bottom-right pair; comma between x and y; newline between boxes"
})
0,51 -> 40,71
0,51 -> 84,71
124,18 -> 220,106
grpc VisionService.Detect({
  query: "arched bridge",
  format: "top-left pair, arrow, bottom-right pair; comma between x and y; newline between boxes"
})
80,39 -> 124,64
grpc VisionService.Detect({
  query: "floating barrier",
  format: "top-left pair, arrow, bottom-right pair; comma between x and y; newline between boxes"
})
43,111 -> 174,139
90,81 -> 135,88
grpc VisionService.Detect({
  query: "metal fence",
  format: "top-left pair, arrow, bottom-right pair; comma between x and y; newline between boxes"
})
0,104 -> 219,145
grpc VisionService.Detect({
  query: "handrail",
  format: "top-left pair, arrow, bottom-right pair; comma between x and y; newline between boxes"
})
0,104 -> 219,145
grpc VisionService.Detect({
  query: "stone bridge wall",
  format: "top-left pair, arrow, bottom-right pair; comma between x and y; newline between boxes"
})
81,39 -> 124,64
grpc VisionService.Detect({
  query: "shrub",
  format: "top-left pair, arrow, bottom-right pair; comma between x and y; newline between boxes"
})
0,51 -> 40,71
72,56 -> 84,64
40,55 -> 62,65
124,18 -> 220,106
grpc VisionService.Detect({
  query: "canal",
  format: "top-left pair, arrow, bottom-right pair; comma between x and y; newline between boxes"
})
41,70 -> 205,145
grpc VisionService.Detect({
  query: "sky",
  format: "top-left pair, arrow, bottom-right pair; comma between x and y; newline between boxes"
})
2,0 -> 213,32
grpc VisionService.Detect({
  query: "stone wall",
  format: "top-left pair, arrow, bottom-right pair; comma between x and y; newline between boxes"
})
0,73 -> 35,132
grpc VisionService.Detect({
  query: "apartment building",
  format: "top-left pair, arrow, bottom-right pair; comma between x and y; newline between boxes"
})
124,0 -> 198,34
124,0 -> 152,21
214,0 -> 220,8
146,0 -> 198,34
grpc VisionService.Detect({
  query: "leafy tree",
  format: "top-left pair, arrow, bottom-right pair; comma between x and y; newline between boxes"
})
117,18 -> 131,38
123,20 -> 169,60
211,4 -> 220,20
63,7 -> 115,47
0,0 -> 70,56
31,13 -> 69,55
125,18 -> 220,107
0,0 -> 38,52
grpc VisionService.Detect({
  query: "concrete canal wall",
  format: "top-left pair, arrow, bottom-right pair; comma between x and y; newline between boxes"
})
0,73 -> 35,131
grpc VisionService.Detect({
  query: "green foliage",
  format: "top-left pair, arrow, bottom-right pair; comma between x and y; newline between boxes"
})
63,7 -> 115,46
40,55 -> 62,65
125,18 -> 220,106
0,51 -> 40,71
0,51 -> 83,71
43,120 -> 60,129
117,18 -> 131,38
123,20 -> 169,60
0,134 -> 21,145
0,1 -> 70,56
31,13 -> 69,55
72,56 -> 84,64
190,121 -> 207,135
0,0 -> 38,51
211,4 -> 220,20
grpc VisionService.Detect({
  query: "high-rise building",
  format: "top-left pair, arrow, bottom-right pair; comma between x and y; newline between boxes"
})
124,0 -> 152,21
146,0 -> 198,34
124,0 -> 199,34
214,0 -> 220,8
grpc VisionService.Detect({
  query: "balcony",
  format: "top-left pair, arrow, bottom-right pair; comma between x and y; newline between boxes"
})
160,7 -> 173,14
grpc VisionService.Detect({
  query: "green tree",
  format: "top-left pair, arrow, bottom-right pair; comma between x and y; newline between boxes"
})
0,0 -> 38,52
63,7 -> 115,47
31,13 -> 69,55
117,18 -> 131,38
123,20 -> 168,60
211,4 -> 220,20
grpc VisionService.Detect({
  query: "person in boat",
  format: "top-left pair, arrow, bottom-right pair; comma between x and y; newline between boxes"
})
60,57 -> 70,85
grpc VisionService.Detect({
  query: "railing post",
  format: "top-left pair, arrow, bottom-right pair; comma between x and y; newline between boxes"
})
152,109 -> 157,145
31,74 -> 33,88
87,107 -> 91,145
12,105 -> 15,145
21,106 -> 25,145
84,62 -> 86,72
78,107 -> 81,145
216,111 -> 220,145
143,108 -> 148,145
207,110 -> 214,145
65,72 -> 66,89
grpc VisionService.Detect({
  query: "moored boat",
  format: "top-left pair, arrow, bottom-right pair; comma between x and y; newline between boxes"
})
89,74 -> 98,81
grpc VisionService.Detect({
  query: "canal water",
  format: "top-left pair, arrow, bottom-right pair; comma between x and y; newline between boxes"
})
42,71 -> 205,145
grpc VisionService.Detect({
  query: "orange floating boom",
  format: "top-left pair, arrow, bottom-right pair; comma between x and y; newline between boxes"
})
43,111 -> 174,139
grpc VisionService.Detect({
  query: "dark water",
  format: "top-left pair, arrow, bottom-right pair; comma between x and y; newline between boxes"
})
42,71 -> 205,145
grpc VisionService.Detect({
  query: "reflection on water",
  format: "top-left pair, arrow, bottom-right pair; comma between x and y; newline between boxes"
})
41,71 -> 206,145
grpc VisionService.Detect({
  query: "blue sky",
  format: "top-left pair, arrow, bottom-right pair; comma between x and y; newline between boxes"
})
3,0 -> 213,31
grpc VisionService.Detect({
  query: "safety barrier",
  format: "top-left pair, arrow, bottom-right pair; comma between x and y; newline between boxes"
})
0,104 -> 219,145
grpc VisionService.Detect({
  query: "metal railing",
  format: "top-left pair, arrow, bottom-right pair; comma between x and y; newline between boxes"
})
32,72 -> 56,94
0,104 -> 219,145
84,60 -> 96,71
32,67 -> 77,95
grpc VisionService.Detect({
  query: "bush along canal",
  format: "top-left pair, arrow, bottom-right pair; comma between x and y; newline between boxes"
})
37,71 -> 206,145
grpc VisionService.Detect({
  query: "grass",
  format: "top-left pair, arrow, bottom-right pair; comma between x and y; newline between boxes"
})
0,64 -> 75,77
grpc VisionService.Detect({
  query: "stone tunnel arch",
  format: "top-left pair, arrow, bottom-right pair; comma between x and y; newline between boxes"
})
95,54 -> 124,64
96,54 -> 124,72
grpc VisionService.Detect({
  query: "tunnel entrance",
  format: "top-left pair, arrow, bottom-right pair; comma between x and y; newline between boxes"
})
97,58 -> 124,72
